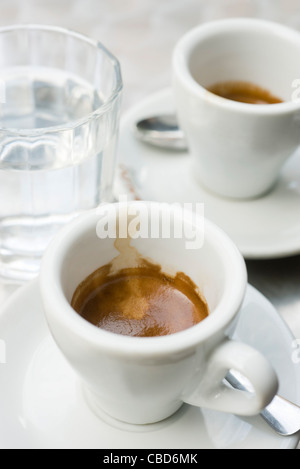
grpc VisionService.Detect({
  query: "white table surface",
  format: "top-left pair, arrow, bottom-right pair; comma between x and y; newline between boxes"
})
0,0 -> 299,449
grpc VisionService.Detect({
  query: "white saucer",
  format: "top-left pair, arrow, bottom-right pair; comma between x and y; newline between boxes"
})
116,88 -> 300,259
0,279 -> 299,449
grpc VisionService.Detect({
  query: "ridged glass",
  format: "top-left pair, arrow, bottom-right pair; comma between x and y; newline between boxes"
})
0,25 -> 123,281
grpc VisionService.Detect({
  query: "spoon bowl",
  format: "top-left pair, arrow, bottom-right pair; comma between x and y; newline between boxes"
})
134,114 -> 188,151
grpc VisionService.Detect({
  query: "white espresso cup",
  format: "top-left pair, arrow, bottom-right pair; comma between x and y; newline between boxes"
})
40,201 -> 278,425
173,18 -> 300,199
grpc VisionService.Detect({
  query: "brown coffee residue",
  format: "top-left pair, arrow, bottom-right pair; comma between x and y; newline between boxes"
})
208,80 -> 283,104
71,233 -> 209,337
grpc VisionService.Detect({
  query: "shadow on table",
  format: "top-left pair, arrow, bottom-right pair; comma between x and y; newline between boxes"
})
246,254 -> 300,335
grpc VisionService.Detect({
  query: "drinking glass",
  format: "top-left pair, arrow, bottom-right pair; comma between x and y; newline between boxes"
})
0,25 -> 122,282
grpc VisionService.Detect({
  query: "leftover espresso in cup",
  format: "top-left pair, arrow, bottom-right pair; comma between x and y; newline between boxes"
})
71,241 -> 209,337
208,81 -> 283,104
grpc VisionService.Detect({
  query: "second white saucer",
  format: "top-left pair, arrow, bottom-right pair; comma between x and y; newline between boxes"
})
116,88 -> 300,259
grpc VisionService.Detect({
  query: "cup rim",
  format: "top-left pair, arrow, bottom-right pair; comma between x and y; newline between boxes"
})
39,202 -> 247,358
0,23 -> 123,136
172,17 -> 300,115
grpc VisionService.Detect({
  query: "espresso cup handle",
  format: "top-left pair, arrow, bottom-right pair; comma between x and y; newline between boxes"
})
182,340 -> 278,416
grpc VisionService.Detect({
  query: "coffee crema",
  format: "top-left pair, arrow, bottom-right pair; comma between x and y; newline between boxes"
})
71,260 -> 209,338
207,80 -> 283,104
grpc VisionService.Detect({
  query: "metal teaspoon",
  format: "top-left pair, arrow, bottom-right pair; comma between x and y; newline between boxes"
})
226,370 -> 300,437
134,114 -> 188,150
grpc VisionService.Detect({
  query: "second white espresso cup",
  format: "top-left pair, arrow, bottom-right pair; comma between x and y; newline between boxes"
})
173,18 -> 300,199
40,201 -> 278,425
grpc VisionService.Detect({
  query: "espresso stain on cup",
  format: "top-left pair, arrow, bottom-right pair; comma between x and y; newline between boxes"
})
208,81 -> 283,104
71,222 -> 209,337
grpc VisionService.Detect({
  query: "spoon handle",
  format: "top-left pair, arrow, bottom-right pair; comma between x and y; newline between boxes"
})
260,395 -> 300,436
226,370 -> 300,436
